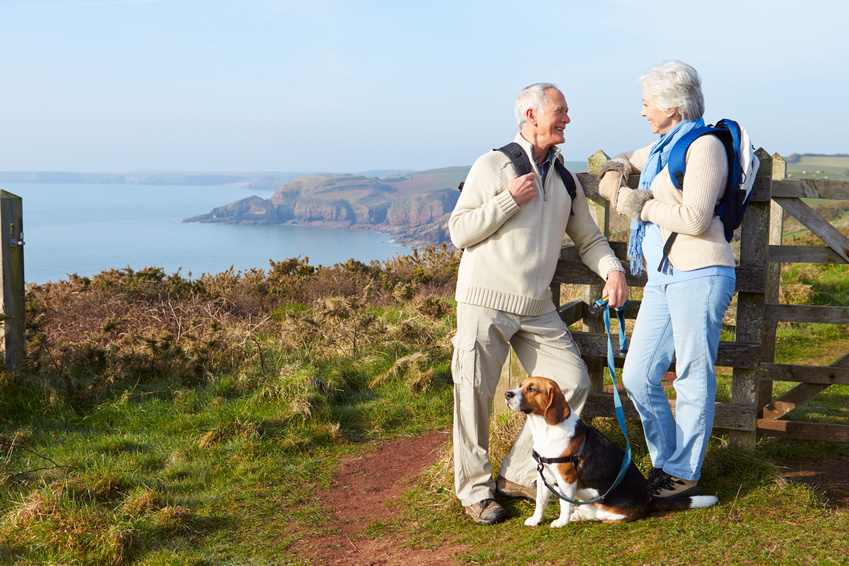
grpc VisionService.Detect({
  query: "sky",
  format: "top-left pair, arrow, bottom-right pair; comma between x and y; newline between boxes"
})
1,0 -> 847,174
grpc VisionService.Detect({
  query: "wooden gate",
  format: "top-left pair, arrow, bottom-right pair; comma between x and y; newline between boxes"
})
518,149 -> 849,447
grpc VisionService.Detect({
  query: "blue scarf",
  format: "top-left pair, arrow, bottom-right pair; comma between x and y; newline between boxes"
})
627,118 -> 704,275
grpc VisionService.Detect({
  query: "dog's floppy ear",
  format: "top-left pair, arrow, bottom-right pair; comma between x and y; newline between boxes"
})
543,384 -> 570,426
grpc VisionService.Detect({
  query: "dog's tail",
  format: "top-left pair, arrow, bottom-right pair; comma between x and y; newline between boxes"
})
651,495 -> 718,513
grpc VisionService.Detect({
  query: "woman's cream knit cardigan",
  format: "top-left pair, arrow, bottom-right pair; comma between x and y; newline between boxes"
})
611,134 -> 735,273
449,134 -> 622,317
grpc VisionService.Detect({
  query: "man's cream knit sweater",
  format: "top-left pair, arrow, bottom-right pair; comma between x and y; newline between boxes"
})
449,134 -> 622,317
610,134 -> 735,272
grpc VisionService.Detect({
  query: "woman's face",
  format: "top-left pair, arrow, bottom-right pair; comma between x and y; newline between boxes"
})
641,91 -> 681,135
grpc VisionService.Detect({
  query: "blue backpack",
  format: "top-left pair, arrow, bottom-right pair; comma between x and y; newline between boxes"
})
658,119 -> 759,272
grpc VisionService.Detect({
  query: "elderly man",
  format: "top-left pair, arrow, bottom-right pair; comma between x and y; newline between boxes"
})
449,83 -> 628,525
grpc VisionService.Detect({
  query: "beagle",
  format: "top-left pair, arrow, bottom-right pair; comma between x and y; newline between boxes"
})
505,376 -> 718,527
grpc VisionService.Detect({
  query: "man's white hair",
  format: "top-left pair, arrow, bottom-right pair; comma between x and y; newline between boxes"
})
515,83 -> 559,129
638,60 -> 704,122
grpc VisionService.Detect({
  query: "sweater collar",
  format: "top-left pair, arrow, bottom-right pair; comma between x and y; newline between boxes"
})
514,132 -> 562,168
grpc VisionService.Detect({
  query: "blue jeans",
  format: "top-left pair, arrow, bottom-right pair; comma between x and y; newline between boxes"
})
622,275 -> 735,481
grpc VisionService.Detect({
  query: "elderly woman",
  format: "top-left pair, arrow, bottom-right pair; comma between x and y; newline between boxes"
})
597,60 -> 735,498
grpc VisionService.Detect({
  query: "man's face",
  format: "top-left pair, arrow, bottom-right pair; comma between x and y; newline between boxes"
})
534,88 -> 570,149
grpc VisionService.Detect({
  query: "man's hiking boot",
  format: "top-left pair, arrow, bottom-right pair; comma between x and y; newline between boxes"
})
495,475 -> 535,501
464,498 -> 508,525
651,471 -> 701,498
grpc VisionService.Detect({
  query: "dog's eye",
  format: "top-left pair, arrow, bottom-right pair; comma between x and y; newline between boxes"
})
527,386 -> 535,392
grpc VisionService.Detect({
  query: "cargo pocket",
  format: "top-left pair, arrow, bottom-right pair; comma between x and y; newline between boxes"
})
451,334 -> 480,388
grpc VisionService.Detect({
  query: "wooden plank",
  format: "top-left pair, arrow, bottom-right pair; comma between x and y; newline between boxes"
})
557,299 -> 585,327
583,393 -> 757,431
768,245 -> 847,265
759,363 -> 849,386
774,197 -> 849,262
760,384 -> 829,420
764,303 -> 849,324
771,178 -> 849,200
577,171 -> 640,197
734,267 -> 765,294
552,260 -> 630,286
757,420 -> 849,442
572,332 -> 761,368
760,353 -> 849,421
552,259 -> 763,293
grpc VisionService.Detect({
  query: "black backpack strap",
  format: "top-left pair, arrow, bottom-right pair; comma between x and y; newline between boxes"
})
553,159 -> 576,215
459,143 -> 534,193
657,232 -> 678,273
496,142 -> 533,177
495,143 -> 575,215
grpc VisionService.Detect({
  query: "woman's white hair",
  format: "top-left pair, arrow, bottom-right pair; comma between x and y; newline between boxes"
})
515,83 -> 558,129
638,60 -> 704,122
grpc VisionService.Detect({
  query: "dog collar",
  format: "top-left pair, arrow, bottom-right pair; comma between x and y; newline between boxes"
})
531,435 -> 586,466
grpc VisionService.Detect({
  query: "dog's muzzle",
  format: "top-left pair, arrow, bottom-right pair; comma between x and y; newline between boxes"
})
505,389 -> 528,413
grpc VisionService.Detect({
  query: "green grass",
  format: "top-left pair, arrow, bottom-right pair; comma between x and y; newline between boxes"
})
0,240 -> 847,565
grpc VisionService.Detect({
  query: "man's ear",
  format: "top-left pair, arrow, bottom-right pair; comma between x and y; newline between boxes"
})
526,107 -> 537,127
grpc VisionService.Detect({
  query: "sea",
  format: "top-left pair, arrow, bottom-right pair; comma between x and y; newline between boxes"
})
0,183 -> 413,284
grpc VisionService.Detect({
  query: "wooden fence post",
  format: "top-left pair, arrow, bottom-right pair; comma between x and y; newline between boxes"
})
0,191 -> 25,368
758,154 -> 786,410
729,149 -> 772,448
583,151 -> 611,393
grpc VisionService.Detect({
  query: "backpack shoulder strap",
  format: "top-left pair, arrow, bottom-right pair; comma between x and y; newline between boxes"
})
495,143 -> 576,214
458,142 -> 533,192
496,142 -> 533,177
667,125 -> 720,189
553,159 -> 577,200
553,158 -> 576,215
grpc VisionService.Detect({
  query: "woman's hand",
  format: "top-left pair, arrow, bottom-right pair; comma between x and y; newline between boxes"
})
616,187 -> 653,222
598,171 -> 623,210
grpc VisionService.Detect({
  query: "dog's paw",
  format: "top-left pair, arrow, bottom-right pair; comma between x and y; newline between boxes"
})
569,509 -> 586,522
550,518 -> 570,528
524,516 -> 542,527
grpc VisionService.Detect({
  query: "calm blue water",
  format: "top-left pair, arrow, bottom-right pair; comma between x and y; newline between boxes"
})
0,183 -> 413,284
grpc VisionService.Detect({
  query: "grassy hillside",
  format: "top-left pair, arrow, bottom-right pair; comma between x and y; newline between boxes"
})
0,219 -> 846,564
785,154 -> 849,179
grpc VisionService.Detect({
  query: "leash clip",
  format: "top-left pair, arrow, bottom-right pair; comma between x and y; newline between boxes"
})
588,297 -> 609,315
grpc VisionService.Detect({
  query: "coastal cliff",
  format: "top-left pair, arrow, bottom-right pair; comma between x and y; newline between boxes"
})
184,167 -> 469,247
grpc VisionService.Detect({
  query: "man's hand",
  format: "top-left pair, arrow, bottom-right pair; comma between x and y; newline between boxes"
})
508,173 -> 537,205
603,270 -> 628,309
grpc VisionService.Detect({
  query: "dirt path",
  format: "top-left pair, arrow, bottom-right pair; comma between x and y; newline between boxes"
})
289,429 -> 848,565
290,428 -> 464,565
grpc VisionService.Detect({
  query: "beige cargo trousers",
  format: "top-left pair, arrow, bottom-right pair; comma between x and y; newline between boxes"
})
452,302 -> 591,507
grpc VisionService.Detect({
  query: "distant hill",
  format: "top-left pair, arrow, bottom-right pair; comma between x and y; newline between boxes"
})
0,169 -> 415,187
0,171 -> 311,186
184,167 -> 471,247
6,153 -> 843,248
783,155 -> 849,180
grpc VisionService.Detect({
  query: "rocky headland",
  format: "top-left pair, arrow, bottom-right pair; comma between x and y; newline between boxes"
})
183,167 -> 470,247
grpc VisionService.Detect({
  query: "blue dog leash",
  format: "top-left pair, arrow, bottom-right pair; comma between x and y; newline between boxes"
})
533,297 -> 632,506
